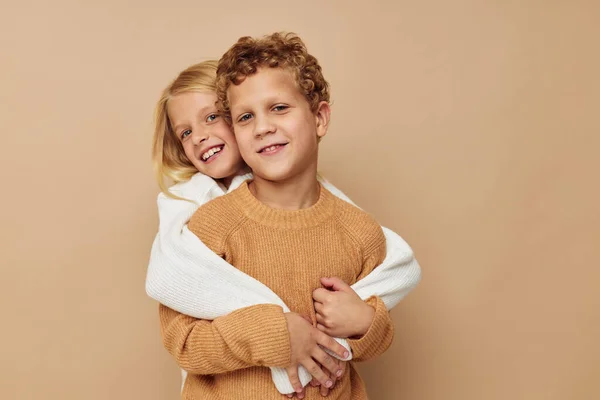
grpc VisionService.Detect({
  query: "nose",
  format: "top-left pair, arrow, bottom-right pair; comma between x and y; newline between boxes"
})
191,130 -> 208,146
254,114 -> 275,139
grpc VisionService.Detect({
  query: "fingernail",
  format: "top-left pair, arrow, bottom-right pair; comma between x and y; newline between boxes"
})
326,380 -> 333,388
343,351 -> 349,358
336,369 -> 342,377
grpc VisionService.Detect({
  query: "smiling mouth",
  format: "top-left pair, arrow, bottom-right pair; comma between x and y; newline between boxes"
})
201,145 -> 224,162
258,143 -> 287,153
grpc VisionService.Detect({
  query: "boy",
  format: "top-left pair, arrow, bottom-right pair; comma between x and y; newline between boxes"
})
159,33 -> 394,400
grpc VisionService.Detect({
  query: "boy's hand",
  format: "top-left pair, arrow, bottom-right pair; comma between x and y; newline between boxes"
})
284,312 -> 348,394
313,277 -> 375,338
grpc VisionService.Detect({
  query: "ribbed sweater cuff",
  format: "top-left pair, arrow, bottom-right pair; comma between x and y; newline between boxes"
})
347,296 -> 393,361
219,304 -> 291,367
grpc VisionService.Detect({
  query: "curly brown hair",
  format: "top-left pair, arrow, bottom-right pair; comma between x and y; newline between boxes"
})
216,32 -> 330,119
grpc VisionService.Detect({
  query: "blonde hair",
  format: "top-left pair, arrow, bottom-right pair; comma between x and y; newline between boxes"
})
152,60 -> 218,198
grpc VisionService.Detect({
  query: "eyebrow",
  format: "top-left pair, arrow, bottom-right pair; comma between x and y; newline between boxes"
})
171,105 -> 215,133
229,104 -> 249,121
171,123 -> 187,134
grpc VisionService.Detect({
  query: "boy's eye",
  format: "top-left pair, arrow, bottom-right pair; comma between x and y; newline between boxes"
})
181,129 -> 191,140
273,105 -> 288,112
206,113 -> 219,122
238,113 -> 252,123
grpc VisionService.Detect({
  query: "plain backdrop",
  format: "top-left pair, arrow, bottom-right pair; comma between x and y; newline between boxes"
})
1,1 -> 599,399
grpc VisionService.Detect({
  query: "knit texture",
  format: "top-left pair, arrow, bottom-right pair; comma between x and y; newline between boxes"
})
160,181 -> 394,400
146,171 -> 422,393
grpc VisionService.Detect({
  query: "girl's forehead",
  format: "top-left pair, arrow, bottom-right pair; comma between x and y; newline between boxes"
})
168,91 -> 217,112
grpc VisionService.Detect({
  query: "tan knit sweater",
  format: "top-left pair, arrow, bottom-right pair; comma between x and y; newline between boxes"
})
159,181 -> 394,399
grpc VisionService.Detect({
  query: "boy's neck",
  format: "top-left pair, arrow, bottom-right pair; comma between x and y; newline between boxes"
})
220,165 -> 252,190
249,170 -> 320,211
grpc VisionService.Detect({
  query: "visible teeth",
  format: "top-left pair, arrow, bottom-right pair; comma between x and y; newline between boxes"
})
265,145 -> 278,152
202,146 -> 222,161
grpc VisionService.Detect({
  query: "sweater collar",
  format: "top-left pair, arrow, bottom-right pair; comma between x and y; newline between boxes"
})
232,181 -> 335,229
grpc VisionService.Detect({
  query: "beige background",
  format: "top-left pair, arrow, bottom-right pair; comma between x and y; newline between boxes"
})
1,1 -> 599,399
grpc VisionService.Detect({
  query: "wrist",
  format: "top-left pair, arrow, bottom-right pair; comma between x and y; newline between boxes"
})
354,302 -> 375,338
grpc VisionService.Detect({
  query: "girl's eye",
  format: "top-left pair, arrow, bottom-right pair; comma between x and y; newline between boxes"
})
181,129 -> 191,140
273,105 -> 288,112
238,113 -> 252,123
206,113 -> 219,122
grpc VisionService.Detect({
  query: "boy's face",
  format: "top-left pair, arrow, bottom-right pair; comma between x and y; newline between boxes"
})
168,91 -> 245,180
227,67 -> 330,183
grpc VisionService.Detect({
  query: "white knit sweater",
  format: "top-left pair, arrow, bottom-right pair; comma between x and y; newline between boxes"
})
145,172 -> 421,394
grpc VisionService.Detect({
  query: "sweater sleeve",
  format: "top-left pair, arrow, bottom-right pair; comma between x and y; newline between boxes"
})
158,198 -> 297,375
146,188 -> 284,320
346,228 -> 395,361
319,176 -> 422,310
144,176 -> 238,319
347,295 -> 394,362
159,303 -> 291,374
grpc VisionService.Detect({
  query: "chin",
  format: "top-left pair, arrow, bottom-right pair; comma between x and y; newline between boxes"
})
253,170 -> 293,183
250,161 -> 297,182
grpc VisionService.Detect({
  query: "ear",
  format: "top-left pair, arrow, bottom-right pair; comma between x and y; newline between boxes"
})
314,101 -> 331,140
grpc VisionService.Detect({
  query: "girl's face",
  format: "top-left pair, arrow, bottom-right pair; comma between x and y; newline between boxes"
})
167,91 -> 245,180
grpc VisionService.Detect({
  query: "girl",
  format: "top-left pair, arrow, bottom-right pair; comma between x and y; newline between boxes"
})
145,60 -> 421,397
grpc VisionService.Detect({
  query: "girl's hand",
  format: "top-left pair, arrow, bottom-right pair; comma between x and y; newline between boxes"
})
285,316 -> 346,398
308,359 -> 347,397
284,312 -> 348,394
312,277 -> 375,338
